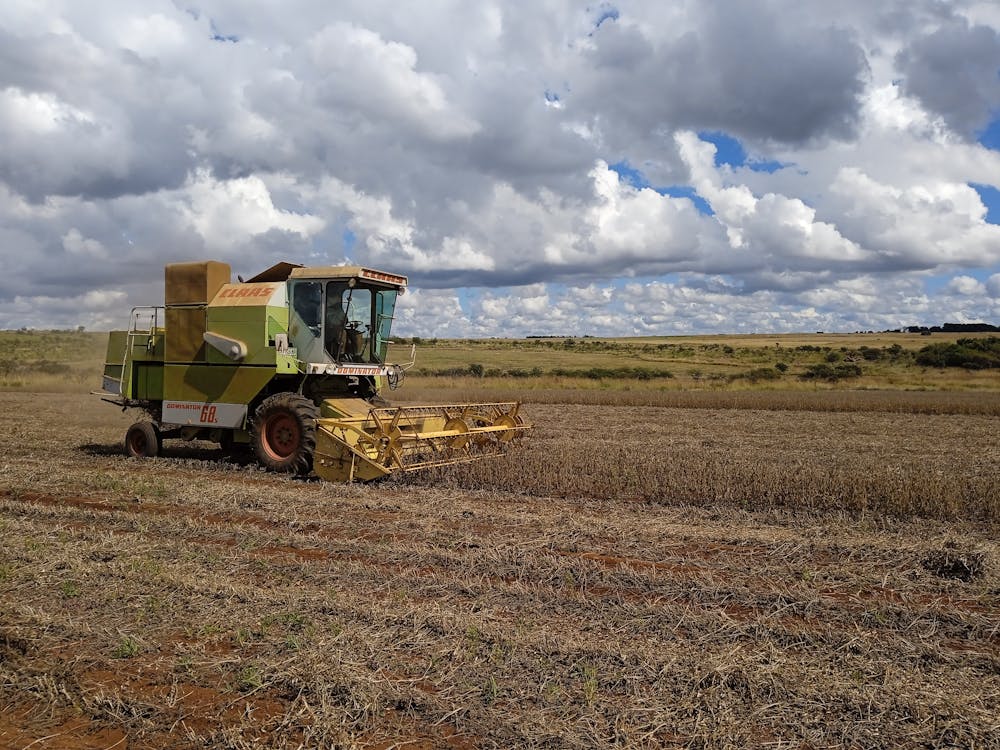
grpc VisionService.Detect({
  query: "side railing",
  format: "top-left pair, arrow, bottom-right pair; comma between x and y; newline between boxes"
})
109,306 -> 164,398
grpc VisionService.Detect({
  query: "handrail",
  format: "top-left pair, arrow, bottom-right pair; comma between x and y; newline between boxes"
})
117,306 -> 164,396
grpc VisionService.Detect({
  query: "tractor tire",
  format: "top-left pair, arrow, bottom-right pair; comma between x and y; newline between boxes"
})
251,393 -> 319,475
125,421 -> 161,458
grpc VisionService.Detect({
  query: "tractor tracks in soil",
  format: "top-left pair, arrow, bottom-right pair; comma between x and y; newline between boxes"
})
3,487 -> 999,747
4,488 -> 996,641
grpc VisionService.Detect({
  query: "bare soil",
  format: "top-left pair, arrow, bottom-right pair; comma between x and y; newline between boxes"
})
1,393 -> 997,748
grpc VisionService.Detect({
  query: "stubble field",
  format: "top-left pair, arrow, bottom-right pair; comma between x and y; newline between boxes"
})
1,390 -> 998,748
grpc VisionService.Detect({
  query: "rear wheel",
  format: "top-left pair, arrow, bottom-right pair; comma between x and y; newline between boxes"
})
125,422 -> 161,458
251,393 -> 319,474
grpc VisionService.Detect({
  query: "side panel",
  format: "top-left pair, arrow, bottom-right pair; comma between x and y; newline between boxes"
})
205,307 -> 275,366
133,362 -> 164,401
103,330 -> 166,397
205,301 -> 290,367
163,364 -> 276,405
162,401 -> 247,428
165,307 -> 207,362
267,304 -> 289,341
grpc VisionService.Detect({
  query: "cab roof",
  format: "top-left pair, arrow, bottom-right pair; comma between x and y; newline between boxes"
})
246,261 -> 407,288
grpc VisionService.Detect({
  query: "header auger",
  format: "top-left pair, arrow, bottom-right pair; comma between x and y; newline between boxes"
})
99,260 -> 529,482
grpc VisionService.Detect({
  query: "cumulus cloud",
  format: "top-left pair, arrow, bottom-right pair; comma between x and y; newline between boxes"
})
307,22 -> 479,141
897,18 -> 1000,136
0,1 -> 998,334
946,275 -> 986,295
581,1 -> 869,144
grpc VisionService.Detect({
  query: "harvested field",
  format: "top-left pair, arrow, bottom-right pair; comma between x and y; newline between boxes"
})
404,403 -> 1000,521
1,392 -> 998,748
400,383 -> 1000,416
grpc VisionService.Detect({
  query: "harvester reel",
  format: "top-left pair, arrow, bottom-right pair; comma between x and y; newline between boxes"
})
492,414 -> 521,443
444,418 -> 471,450
252,393 -> 319,474
367,410 -> 405,468
125,421 -> 161,458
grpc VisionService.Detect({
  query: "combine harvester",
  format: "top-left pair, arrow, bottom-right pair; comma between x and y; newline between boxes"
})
99,260 -> 528,482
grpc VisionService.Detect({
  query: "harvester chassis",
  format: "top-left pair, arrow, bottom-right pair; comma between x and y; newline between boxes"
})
100,260 -> 530,482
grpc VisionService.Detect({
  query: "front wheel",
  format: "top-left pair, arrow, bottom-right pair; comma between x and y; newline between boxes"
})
251,393 -> 319,474
125,421 -> 161,458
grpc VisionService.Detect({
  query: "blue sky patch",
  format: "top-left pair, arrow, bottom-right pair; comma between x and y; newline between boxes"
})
970,183 -> 1000,225
924,268 -> 999,294
608,160 -> 648,189
342,227 -> 357,253
698,131 -> 787,173
923,273 -> 953,293
747,158 -> 785,174
698,131 -> 746,168
593,5 -> 620,28
657,186 -> 714,215
608,161 -> 714,215
977,116 -> 1000,151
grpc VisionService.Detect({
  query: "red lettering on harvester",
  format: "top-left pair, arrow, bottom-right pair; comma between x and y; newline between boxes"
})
200,405 -> 218,423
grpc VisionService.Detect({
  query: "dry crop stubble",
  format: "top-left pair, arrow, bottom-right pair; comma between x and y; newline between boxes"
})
0,392 -> 997,748
400,380 -> 1000,415
404,403 -> 1000,522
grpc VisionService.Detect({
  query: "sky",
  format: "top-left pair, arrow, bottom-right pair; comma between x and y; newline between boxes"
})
1,1 -> 1000,337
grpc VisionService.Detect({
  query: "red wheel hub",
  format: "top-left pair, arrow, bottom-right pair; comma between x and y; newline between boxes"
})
128,431 -> 147,455
262,413 -> 300,460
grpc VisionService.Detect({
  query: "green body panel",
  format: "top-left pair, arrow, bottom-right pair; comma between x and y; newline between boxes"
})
104,329 -> 166,399
205,304 -> 288,366
133,363 -> 164,400
163,364 -> 279,403
267,306 -> 289,340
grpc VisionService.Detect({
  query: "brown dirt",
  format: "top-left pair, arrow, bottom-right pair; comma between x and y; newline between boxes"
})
1,392 -> 998,748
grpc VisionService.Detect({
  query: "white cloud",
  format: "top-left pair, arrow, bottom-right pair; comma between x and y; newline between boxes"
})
307,22 -> 479,140
0,2 -> 998,335
986,273 -> 1000,298
946,275 -> 986,295
827,168 -> 1000,268
586,162 -> 704,262
176,170 -> 326,250
62,228 -> 107,259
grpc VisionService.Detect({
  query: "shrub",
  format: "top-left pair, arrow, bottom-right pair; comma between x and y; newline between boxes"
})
550,367 -> 673,380
858,346 -> 882,361
801,363 -> 863,381
915,337 -> 1000,369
